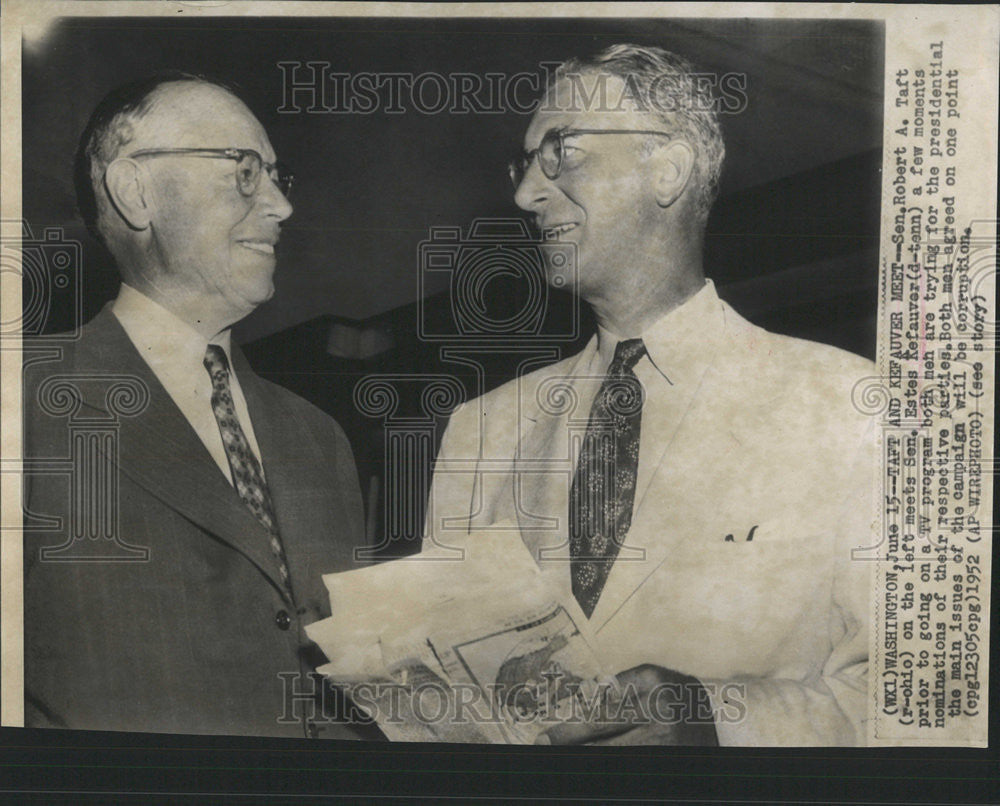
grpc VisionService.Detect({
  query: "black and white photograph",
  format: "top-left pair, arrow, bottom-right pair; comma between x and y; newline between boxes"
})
1,2 -> 996,802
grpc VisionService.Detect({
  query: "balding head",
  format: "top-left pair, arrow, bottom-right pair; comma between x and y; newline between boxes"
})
76,73 -> 227,245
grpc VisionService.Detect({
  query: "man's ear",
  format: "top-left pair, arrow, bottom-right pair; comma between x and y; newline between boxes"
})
103,158 -> 152,230
651,140 -> 696,209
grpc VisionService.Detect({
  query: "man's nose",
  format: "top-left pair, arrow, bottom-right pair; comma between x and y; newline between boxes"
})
513,157 -> 552,213
258,172 -> 293,222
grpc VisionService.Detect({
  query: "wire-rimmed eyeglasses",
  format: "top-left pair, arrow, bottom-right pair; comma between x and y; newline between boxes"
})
125,147 -> 294,199
508,128 -> 674,189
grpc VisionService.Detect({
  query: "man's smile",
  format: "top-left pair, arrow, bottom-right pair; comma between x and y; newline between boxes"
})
541,222 -> 579,239
236,239 -> 276,255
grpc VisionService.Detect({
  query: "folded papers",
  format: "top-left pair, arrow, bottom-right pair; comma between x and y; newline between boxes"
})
305,527 -> 611,743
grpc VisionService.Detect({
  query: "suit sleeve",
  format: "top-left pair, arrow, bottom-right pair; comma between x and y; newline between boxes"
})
703,420 -> 876,746
327,414 -> 368,554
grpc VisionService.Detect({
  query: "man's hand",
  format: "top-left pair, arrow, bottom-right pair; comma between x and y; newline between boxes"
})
535,664 -> 719,746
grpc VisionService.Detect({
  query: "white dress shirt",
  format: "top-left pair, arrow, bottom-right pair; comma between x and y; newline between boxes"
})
586,278 -> 717,508
112,284 -> 264,486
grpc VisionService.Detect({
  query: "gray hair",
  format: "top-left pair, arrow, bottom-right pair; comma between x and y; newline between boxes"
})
550,44 -> 726,223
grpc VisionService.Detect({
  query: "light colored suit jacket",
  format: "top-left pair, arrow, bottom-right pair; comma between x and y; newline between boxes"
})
426,284 -> 877,746
23,306 -> 370,738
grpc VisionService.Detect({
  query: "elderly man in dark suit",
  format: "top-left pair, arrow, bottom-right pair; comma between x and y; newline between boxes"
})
23,74 -> 369,738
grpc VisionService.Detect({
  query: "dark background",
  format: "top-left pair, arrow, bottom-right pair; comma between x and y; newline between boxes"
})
22,16 -> 884,556
24,15 -> 883,344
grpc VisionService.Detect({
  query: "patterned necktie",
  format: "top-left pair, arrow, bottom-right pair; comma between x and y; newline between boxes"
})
569,338 -> 647,617
203,344 -> 293,600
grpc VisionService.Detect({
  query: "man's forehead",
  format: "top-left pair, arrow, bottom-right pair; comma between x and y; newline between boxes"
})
133,83 -> 273,155
524,74 -> 649,146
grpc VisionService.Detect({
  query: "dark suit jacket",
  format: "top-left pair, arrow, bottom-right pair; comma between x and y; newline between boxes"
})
23,306 -> 370,738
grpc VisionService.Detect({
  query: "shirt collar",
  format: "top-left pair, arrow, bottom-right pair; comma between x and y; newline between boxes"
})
595,278 -> 723,387
111,283 -> 233,373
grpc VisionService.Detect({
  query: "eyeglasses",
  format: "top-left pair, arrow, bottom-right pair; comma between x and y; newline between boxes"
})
125,147 -> 294,199
508,128 -> 674,189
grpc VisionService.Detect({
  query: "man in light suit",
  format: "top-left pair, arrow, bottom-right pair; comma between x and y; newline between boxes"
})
426,45 -> 876,746
23,74 -> 371,738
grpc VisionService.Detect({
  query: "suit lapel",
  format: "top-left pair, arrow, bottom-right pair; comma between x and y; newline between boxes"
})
76,309 -> 289,597
513,397 -> 570,564
589,311 -> 732,632
588,380 -> 714,632
234,347 -> 334,605
631,355 -> 715,520
513,343 -> 597,569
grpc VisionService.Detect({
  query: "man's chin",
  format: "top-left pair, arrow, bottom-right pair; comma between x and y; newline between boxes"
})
251,282 -> 276,307
235,260 -> 277,298
229,278 -> 276,319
